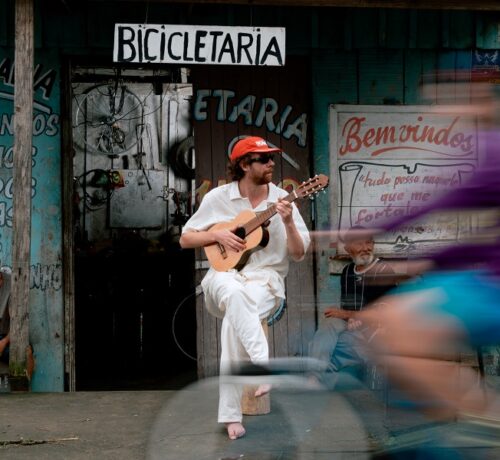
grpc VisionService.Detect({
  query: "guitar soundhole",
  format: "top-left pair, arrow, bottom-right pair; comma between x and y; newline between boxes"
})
234,227 -> 246,239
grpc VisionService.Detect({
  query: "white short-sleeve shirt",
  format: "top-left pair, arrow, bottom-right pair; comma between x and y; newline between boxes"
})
182,181 -> 311,306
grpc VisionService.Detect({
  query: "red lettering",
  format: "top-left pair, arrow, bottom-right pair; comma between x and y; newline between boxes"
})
339,115 -> 473,157
375,126 -> 396,144
381,192 -> 405,204
360,170 -> 391,188
339,117 -> 364,155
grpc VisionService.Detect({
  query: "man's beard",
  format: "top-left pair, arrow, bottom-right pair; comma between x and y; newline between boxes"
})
352,252 -> 375,267
253,171 -> 273,185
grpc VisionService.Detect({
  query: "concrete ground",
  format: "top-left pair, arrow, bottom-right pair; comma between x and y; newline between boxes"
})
1,374 -> 499,459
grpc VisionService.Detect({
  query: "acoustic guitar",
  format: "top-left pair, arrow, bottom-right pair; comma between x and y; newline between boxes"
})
204,174 -> 329,272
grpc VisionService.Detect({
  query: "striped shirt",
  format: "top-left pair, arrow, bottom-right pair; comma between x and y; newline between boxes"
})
341,258 -> 397,312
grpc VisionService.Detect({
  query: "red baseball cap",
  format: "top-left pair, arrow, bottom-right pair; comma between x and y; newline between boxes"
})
229,136 -> 282,162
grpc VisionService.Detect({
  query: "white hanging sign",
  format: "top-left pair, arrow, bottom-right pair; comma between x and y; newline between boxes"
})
113,24 -> 285,66
330,104 -> 481,257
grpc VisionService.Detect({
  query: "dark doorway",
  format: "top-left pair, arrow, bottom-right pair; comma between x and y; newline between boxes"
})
70,64 -> 197,390
75,245 -> 197,390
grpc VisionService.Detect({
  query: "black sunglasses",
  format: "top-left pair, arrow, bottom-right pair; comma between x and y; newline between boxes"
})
247,154 -> 275,164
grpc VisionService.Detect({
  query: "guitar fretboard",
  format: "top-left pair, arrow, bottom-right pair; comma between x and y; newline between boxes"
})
242,191 -> 296,236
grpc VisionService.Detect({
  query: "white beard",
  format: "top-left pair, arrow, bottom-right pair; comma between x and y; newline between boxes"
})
352,253 -> 375,267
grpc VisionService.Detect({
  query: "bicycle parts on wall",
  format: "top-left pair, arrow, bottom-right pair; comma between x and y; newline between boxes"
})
71,67 -> 197,390
74,84 -> 143,156
168,136 -> 195,180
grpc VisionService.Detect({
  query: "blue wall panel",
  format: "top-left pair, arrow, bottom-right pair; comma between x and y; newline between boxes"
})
0,48 -> 63,391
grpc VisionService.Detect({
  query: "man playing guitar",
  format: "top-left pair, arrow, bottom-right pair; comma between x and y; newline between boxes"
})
179,136 -> 311,440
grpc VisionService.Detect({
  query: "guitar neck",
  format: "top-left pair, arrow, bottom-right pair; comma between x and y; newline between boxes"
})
242,192 -> 296,236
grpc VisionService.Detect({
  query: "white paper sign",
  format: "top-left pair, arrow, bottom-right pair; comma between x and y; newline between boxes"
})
330,105 -> 481,256
113,24 -> 285,66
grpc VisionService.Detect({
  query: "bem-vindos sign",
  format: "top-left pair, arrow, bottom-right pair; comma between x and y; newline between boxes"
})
113,24 -> 286,66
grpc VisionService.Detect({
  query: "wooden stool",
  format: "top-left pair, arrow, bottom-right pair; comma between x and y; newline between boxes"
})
241,320 -> 271,415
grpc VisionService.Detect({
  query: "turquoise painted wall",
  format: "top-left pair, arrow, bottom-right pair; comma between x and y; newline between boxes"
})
0,47 -> 63,391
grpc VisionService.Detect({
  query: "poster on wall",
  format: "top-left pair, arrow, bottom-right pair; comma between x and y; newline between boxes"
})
472,49 -> 500,83
330,105 -> 480,257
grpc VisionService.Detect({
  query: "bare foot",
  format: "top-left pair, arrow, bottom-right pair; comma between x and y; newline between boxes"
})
306,374 -> 323,390
226,422 -> 246,440
254,383 -> 271,397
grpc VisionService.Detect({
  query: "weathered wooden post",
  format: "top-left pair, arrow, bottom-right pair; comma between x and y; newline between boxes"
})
10,0 -> 34,390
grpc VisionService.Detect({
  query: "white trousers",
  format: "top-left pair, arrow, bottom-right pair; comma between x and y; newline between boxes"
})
204,271 -> 277,423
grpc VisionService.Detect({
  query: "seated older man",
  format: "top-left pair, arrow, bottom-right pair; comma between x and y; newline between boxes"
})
309,227 -> 397,387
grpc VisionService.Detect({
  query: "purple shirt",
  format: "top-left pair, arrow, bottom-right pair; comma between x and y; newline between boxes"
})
379,133 -> 500,279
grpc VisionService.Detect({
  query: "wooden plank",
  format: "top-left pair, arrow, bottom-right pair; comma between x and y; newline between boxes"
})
86,2 -> 145,49
437,51 -> 458,105
343,9 -> 353,51
385,9 -> 408,49
476,11 -> 500,49
420,50 -> 438,104
191,66 -> 220,378
280,7 -> 311,53
311,9 -> 319,49
358,49 -> 404,105
61,58 -> 76,391
455,50 -> 472,102
417,10 -> 440,49
42,6 -> 86,49
449,10 -> 474,49
0,0 -> 10,46
441,10 -> 450,49
88,1 -> 500,11
378,10 -> 387,48
278,58 -> 315,359
408,10 -> 417,49
318,8 -> 345,49
353,9 -> 377,49
34,0 -> 42,48
311,49 -> 357,241
404,49 -> 423,105
10,0 -> 34,384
